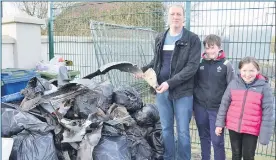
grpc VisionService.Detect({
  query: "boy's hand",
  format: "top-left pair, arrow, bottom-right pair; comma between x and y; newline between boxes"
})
215,127 -> 223,136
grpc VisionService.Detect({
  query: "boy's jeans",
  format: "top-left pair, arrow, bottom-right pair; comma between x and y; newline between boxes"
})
193,102 -> 226,160
156,91 -> 193,160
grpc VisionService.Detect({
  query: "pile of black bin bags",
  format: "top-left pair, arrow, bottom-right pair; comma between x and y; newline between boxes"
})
1,79 -> 164,160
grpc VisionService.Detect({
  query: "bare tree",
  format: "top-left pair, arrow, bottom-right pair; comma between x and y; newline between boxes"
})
13,2 -> 48,19
13,2 -> 78,35
13,2 -> 78,19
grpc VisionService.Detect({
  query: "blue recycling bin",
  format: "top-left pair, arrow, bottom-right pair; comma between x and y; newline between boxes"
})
1,92 -> 24,103
1,68 -> 40,96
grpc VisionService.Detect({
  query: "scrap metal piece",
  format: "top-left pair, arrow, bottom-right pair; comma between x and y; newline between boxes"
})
83,61 -> 142,79
82,62 -> 158,90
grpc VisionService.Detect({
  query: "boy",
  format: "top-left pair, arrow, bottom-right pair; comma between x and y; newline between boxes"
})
193,34 -> 235,160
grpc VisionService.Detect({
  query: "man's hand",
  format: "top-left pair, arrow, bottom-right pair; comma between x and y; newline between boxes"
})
215,127 -> 223,136
156,82 -> 169,93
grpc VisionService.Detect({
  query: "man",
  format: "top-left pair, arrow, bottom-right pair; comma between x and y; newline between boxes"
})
136,5 -> 201,160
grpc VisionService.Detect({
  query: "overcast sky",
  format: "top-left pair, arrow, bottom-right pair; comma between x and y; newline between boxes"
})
2,2 -> 23,16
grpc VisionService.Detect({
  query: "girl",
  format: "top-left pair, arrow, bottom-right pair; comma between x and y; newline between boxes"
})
215,56 -> 275,160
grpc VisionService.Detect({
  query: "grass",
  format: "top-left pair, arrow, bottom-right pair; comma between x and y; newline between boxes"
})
191,144 -> 275,160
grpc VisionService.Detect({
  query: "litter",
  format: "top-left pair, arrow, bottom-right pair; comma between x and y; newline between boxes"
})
2,61 -> 164,160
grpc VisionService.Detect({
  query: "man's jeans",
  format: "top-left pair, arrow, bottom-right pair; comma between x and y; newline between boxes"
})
193,102 -> 226,160
156,91 -> 193,160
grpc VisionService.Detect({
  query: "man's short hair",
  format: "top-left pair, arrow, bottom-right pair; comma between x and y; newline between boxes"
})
168,4 -> 185,16
203,34 -> 222,48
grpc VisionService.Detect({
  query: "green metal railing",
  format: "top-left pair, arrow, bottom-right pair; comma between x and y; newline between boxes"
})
49,1 -> 275,158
